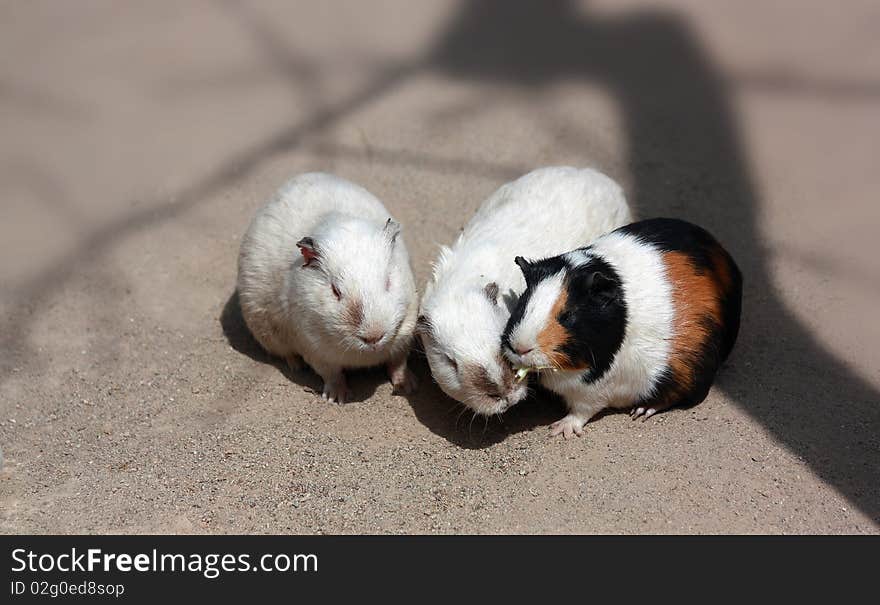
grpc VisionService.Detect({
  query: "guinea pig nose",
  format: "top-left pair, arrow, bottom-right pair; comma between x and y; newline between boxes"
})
514,345 -> 534,356
359,331 -> 386,345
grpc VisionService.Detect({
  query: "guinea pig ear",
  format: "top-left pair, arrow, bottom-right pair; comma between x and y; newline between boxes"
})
296,237 -> 319,267
514,256 -> 534,284
383,218 -> 401,245
586,271 -> 618,303
483,282 -> 500,305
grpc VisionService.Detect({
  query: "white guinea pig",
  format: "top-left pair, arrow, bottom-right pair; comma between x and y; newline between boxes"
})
418,166 -> 632,415
237,172 -> 418,403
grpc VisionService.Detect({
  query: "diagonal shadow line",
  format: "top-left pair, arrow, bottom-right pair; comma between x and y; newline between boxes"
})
773,243 -> 880,296
0,159 -> 88,228
214,0 -> 326,106
306,141 -> 527,180
730,69 -> 880,100
0,80 -> 93,120
1,61 -> 420,378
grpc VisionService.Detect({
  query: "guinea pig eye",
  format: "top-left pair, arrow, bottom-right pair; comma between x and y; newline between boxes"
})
330,283 -> 341,300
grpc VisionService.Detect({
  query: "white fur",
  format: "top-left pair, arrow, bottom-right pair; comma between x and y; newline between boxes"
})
237,173 -> 418,401
420,166 -> 632,414
512,231 -> 675,432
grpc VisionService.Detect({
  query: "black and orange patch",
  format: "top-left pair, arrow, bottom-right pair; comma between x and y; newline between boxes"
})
653,232 -> 741,411
503,252 -> 627,380
663,249 -> 725,395
536,288 -> 582,370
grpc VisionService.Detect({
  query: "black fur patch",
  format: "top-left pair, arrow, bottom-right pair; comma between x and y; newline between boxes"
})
515,255 -> 568,287
502,252 -> 628,384
558,255 -> 628,383
617,218 -> 721,275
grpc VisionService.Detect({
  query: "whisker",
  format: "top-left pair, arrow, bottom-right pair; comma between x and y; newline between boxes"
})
589,347 -> 598,371
468,410 -> 478,438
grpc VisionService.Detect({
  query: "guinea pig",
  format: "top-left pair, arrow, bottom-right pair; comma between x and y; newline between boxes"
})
502,217 -> 742,437
419,166 -> 632,416
237,172 -> 419,403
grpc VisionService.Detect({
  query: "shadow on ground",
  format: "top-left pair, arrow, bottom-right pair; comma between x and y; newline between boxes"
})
418,0 -> 880,520
219,290 -> 385,404
4,0 -> 877,523
402,349 -> 566,449
222,287 -> 562,435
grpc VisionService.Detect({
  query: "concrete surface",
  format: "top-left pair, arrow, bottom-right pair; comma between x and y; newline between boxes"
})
1,0 -> 878,534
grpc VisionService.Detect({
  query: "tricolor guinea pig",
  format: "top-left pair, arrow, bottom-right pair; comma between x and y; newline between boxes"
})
237,173 -> 419,403
502,218 -> 742,438
419,166 -> 632,416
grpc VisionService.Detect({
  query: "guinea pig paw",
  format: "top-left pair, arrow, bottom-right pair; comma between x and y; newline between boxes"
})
549,415 -> 586,439
390,367 -> 418,396
321,377 -> 349,405
630,406 -> 660,421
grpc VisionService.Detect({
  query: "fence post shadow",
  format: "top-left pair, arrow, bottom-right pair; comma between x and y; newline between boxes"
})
3,0 -> 875,526
417,0 -> 880,522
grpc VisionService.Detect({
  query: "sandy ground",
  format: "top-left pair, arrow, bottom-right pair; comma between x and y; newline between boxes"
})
1,0 -> 878,534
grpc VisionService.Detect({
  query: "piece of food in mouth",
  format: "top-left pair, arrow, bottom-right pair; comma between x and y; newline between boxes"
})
514,365 -> 558,381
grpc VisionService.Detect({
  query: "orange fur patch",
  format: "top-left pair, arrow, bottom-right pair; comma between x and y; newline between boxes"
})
710,246 -> 734,293
663,250 -> 725,396
536,288 -> 584,370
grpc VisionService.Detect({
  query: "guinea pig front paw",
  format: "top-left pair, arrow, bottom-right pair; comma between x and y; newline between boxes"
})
630,402 -> 671,421
388,361 -> 418,396
320,374 -> 349,404
549,414 -> 587,439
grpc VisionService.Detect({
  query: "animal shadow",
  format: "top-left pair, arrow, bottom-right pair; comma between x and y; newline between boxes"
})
403,350 -> 566,449
220,290 -> 386,403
